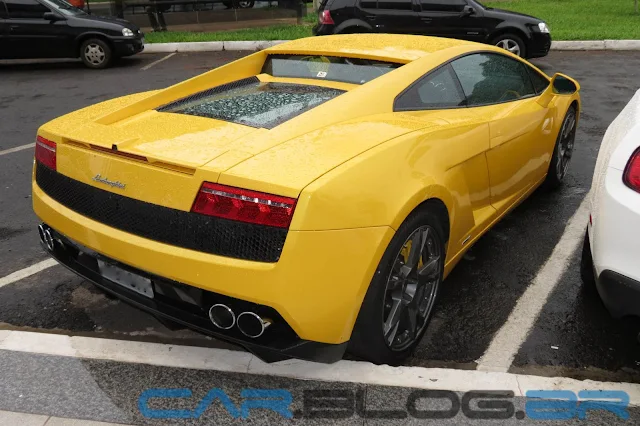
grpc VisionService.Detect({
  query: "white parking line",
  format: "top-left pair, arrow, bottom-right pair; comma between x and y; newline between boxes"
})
0,259 -> 58,289
0,143 -> 35,157
1,329 -> 640,405
141,52 -> 176,71
477,197 -> 590,372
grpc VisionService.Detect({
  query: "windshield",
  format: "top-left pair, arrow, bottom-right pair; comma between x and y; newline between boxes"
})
158,80 -> 345,129
262,55 -> 402,85
41,0 -> 86,16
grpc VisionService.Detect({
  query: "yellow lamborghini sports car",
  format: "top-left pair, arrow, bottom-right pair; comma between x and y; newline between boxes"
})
33,34 -> 580,365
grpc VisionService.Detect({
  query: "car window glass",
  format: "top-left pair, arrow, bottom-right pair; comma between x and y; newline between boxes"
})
359,0 -> 377,8
451,53 -> 536,106
420,0 -> 466,12
395,64 -> 466,110
527,67 -> 550,94
5,0 -> 49,18
378,0 -> 412,11
263,54 -> 401,85
0,1 -> 8,18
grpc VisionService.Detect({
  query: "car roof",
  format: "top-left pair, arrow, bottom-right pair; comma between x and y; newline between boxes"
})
265,34 -> 480,64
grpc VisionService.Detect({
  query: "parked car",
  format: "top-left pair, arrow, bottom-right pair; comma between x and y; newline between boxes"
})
0,0 -> 144,68
313,0 -> 551,59
581,90 -> 640,322
222,0 -> 255,8
33,34 -> 579,365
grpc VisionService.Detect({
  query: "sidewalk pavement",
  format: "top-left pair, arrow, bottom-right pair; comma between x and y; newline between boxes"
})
0,411 -> 131,426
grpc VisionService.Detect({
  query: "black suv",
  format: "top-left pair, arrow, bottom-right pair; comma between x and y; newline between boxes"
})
313,0 -> 551,59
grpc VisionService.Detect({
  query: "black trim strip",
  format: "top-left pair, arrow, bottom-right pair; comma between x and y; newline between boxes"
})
156,76 -> 260,112
35,162 -> 287,262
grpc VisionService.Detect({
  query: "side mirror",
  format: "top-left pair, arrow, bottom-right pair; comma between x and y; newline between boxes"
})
43,12 -> 63,21
461,5 -> 475,16
537,73 -> 579,107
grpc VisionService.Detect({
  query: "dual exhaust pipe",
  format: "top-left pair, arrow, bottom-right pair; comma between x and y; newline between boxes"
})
39,223 -> 271,339
209,304 -> 271,338
38,223 -> 56,252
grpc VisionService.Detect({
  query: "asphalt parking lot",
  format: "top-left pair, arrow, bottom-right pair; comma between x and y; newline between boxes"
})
1,49 -> 640,396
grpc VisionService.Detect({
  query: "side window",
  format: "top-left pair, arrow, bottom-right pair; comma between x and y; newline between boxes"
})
0,1 -> 8,18
5,0 -> 49,18
450,53 -> 536,106
360,0 -> 377,8
420,0 -> 466,12
395,64 -> 466,110
378,0 -> 412,11
527,67 -> 550,94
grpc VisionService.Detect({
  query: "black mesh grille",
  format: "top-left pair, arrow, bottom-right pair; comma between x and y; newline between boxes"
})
157,76 -> 260,111
35,163 -> 288,262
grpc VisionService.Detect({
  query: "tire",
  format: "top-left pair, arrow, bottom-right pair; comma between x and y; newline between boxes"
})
80,38 -> 113,69
543,106 -> 577,190
491,33 -> 526,58
580,228 -> 597,292
348,203 -> 447,365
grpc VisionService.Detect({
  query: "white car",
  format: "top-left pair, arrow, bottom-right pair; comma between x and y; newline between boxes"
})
582,90 -> 640,319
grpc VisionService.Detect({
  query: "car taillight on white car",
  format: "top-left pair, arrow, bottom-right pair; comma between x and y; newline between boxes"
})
624,148 -> 640,193
319,10 -> 334,25
35,136 -> 56,171
191,182 -> 297,228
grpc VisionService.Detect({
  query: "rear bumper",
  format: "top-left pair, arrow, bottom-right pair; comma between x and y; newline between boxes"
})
33,177 -> 393,348
596,270 -> 640,319
39,223 -> 347,363
590,167 -> 640,318
312,24 -> 335,35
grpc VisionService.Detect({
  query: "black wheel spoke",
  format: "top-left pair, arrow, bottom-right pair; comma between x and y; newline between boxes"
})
383,297 -> 404,346
418,256 -> 440,283
381,224 -> 442,352
406,228 -> 428,271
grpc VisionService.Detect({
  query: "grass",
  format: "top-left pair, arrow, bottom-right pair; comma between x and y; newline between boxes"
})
144,23 -> 313,42
145,0 -> 640,43
483,0 -> 640,40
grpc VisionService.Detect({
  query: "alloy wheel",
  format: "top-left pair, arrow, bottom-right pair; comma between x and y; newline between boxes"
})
382,225 -> 441,351
557,110 -> 577,180
496,39 -> 521,56
85,43 -> 106,66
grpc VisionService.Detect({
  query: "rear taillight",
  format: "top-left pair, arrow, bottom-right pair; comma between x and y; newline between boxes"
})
319,10 -> 334,25
191,182 -> 297,228
624,147 -> 640,193
35,136 -> 56,170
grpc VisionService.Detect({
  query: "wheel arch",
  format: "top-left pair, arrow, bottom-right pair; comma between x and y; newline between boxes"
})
390,185 -> 454,245
75,32 -> 114,57
334,19 -> 373,34
488,26 -> 529,51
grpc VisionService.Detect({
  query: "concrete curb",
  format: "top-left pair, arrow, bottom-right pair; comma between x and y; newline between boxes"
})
143,40 -> 287,53
142,39 -> 640,53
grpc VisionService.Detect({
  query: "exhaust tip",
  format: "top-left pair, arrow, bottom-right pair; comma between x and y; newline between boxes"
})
37,224 -> 45,243
237,312 -> 271,338
38,224 -> 55,251
209,304 -> 235,330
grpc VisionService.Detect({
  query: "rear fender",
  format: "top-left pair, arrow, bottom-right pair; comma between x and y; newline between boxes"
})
334,19 -> 373,34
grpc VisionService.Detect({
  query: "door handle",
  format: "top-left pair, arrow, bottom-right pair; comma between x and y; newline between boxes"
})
365,15 -> 376,19
420,17 -> 432,22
